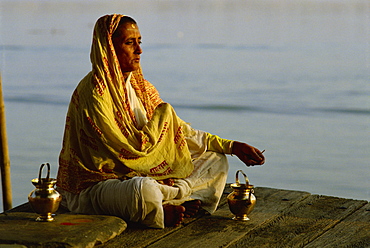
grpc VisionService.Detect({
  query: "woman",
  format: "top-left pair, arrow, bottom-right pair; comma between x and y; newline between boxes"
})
57,14 -> 265,228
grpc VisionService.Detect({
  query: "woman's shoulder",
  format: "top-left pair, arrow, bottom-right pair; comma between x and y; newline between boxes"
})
73,72 -> 111,107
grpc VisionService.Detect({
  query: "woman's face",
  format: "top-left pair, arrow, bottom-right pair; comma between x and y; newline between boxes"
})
112,22 -> 142,73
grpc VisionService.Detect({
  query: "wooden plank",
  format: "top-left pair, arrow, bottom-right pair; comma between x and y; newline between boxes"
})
0,212 -> 127,247
229,195 -> 368,248
142,187 -> 310,248
8,187 -> 369,247
305,202 -> 370,248
96,221 -> 189,248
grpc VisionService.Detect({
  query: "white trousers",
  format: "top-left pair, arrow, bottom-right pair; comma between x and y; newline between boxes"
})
60,151 -> 228,228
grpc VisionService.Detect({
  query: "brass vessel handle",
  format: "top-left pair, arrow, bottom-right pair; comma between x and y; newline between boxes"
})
235,170 -> 250,186
38,163 -> 50,184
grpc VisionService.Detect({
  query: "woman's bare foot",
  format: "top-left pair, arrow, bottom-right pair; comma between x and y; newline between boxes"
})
163,200 -> 201,227
163,204 -> 185,227
182,199 -> 202,218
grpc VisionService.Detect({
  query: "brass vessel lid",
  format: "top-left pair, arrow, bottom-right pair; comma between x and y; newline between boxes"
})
230,183 -> 254,190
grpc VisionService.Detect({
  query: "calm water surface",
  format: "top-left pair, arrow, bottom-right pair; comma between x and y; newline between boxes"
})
1,0 -> 369,211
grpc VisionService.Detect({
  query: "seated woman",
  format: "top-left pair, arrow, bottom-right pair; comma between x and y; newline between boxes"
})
56,14 -> 265,228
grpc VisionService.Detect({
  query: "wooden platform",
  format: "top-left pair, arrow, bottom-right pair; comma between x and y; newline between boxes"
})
3,186 -> 370,247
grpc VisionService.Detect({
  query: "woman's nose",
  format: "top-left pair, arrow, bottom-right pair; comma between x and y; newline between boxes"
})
136,43 -> 142,54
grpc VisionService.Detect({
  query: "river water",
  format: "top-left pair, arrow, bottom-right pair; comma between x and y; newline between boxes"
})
1,0 -> 369,211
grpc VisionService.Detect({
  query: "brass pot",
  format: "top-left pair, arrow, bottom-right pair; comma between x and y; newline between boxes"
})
28,163 -> 62,222
227,170 -> 256,221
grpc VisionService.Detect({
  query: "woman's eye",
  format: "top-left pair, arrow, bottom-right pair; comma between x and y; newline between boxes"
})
124,40 -> 141,45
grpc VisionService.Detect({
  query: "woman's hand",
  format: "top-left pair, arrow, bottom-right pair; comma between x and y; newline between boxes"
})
232,141 -> 265,166
157,178 -> 175,186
